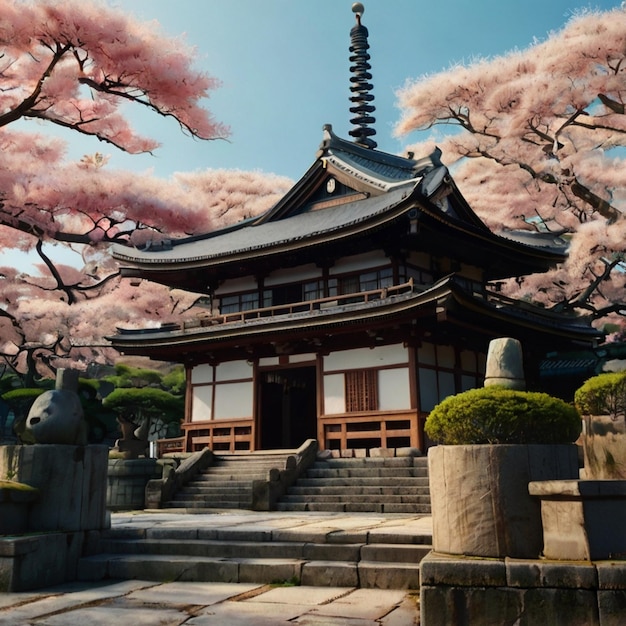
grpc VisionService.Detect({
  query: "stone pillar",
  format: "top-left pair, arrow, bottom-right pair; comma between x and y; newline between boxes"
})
484,337 -> 525,390
0,444 -> 109,532
428,444 -> 579,559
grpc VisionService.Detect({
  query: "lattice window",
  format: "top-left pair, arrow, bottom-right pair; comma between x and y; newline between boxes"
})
345,369 -> 378,412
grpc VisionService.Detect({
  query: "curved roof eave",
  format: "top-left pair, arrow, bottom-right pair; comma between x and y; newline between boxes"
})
113,181 -> 417,270
109,274 -> 598,352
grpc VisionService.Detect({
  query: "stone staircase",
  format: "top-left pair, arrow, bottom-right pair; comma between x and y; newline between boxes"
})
164,451 -> 295,510
276,455 -> 431,514
78,516 -> 432,589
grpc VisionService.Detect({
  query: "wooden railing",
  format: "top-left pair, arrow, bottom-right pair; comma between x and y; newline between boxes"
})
186,278 -> 415,329
156,436 -> 185,456
181,418 -> 254,453
319,411 -> 419,450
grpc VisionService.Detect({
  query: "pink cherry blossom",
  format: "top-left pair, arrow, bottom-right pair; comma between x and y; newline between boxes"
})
396,7 -> 626,333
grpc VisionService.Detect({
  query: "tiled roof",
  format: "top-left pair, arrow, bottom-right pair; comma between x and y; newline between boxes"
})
113,181 -> 415,265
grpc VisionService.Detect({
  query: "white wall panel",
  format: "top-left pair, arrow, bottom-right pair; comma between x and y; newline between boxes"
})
290,353 -> 316,363
215,360 -> 253,382
264,264 -> 320,286
418,368 -> 438,412
213,382 -> 254,419
191,364 -> 213,385
329,251 -> 387,274
215,276 -> 257,295
323,374 -> 345,414
324,344 -> 407,371
191,385 -> 213,422
379,368 -> 411,410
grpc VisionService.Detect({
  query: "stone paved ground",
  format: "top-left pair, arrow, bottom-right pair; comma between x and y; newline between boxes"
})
0,511 -> 429,624
0,580 -> 420,625
108,509 -> 433,542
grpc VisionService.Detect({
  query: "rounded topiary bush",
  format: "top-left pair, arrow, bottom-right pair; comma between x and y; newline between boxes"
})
575,372 -> 626,479
574,371 -> 626,419
425,386 -> 581,445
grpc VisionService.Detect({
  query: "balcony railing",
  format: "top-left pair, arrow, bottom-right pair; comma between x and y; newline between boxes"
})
186,278 -> 416,329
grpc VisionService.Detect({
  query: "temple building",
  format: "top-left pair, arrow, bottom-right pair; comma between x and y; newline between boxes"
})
109,6 -> 599,454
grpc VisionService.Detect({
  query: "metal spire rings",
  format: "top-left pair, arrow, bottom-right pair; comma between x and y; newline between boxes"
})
349,3 -> 377,149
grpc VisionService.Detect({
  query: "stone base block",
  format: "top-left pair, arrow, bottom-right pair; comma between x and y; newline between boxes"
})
428,444 -> 579,559
301,561 -> 358,587
420,551 -> 626,626
0,531 -> 86,592
529,479 -> 626,560
107,458 -> 161,511
0,445 -> 109,532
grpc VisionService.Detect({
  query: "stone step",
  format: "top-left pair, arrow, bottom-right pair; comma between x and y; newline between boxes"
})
78,528 -> 431,590
206,457 -> 288,464
171,491 -> 252,502
98,538 -> 430,564
314,456 -> 427,468
195,467 -> 270,481
294,477 -> 428,488
77,553 -> 422,589
164,500 -> 252,509
305,467 -> 424,479
163,453 -> 295,512
287,485 -> 430,496
209,456 -> 292,467
170,491 -> 252,506
176,486 -> 254,496
279,494 -> 431,505
275,501 -> 431,514
104,525 -> 432,546
197,472 -> 273,481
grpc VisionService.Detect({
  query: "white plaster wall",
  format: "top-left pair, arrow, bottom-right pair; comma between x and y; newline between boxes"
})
460,350 -> 477,371
290,353 -> 316,364
418,343 -> 437,366
379,368 -> 411,410
418,368 -> 438,412
329,251 -> 388,275
323,344 -> 408,372
438,345 -> 455,368
214,381 -> 254,419
214,276 -> 257,295
264,264 -> 320,286
191,385 -> 213,422
417,343 -> 455,369
191,364 -> 213,385
259,357 -> 280,367
215,360 -> 252,382
323,373 -> 346,414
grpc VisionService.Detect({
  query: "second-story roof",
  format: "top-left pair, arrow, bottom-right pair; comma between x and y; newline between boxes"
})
113,126 -> 568,294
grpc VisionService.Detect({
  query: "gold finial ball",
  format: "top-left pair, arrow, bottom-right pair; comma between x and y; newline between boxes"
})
352,2 -> 365,16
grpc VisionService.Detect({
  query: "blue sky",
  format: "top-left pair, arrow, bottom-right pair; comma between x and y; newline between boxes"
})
93,0 -> 620,181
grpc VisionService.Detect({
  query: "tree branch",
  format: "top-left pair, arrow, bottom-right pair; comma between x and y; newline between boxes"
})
35,239 -> 75,304
0,42 -> 71,128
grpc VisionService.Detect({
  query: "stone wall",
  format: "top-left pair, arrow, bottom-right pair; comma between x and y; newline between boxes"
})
0,444 -> 108,532
107,458 -> 162,511
420,552 -> 626,625
0,444 -> 109,591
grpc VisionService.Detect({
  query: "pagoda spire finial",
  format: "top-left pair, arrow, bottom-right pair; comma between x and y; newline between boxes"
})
349,3 -> 377,149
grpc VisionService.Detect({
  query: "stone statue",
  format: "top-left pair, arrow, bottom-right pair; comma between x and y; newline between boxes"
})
23,369 -> 87,445
484,337 -> 526,390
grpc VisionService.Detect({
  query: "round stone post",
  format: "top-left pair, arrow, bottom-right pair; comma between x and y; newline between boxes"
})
484,337 -> 525,390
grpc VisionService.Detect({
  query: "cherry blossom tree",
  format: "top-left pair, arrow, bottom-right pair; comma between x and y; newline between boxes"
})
395,7 -> 626,334
0,0 -> 291,382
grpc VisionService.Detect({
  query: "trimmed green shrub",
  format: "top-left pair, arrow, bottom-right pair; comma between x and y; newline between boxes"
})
425,386 -> 581,445
103,387 -> 183,423
574,372 -> 626,419
2,388 -> 45,418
